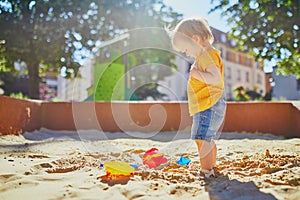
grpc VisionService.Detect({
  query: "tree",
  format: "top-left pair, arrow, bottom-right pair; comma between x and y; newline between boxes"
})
210,0 -> 300,77
0,0 -> 182,99
233,86 -> 250,101
1,1 -> 92,98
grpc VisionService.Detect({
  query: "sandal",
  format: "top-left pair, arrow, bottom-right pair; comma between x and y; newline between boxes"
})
199,168 -> 215,178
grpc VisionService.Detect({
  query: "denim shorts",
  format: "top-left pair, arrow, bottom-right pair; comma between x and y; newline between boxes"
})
191,97 -> 226,142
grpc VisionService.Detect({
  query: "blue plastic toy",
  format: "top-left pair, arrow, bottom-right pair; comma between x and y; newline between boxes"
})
176,156 -> 191,165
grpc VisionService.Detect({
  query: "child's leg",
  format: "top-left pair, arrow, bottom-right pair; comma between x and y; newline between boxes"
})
212,141 -> 217,167
195,139 -> 216,170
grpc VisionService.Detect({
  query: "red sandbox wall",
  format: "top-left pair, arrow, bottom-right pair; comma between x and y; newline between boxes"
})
0,96 -> 299,137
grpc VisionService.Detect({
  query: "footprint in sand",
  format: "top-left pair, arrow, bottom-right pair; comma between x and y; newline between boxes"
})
28,158 -> 85,174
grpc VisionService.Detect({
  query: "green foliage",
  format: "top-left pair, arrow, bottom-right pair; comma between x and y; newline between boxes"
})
51,97 -> 62,102
246,90 -> 262,101
0,72 -> 29,96
128,49 -> 176,100
0,0 -> 182,99
210,0 -> 300,77
233,86 -> 250,101
134,82 -> 167,100
0,40 -> 6,71
263,89 -> 273,101
233,86 -> 273,101
94,62 -> 125,101
94,48 -> 177,101
9,92 -> 28,99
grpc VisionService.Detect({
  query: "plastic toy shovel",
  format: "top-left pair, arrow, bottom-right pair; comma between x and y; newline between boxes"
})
142,148 -> 168,169
104,161 -> 135,176
176,156 -> 191,166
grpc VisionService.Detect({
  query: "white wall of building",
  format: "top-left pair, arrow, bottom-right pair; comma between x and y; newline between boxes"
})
158,56 -> 190,100
57,59 -> 94,101
272,72 -> 300,100
222,59 -> 266,100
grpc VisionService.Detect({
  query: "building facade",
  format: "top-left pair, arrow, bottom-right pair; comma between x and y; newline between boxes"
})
271,68 -> 300,100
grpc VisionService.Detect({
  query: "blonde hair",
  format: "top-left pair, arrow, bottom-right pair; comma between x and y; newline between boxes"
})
168,17 -> 214,49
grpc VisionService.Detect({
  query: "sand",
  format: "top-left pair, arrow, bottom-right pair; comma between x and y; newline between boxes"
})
0,129 -> 299,200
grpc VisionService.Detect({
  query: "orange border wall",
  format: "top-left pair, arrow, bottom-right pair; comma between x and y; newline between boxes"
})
40,101 -> 191,132
0,96 -> 41,135
0,96 -> 299,137
223,102 -> 299,138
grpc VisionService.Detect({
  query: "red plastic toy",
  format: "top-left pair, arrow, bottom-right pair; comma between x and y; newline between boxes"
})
142,148 -> 168,169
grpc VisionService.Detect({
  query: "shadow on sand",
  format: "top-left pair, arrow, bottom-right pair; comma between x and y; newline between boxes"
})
21,128 -> 286,143
205,174 -> 277,200
98,174 -> 131,186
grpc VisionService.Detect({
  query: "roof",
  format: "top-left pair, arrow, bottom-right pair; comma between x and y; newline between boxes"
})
211,27 -> 237,49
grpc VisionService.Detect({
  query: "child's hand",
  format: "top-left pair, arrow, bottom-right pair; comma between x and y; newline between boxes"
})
189,64 -> 199,79
190,64 -> 197,71
189,64 -> 222,84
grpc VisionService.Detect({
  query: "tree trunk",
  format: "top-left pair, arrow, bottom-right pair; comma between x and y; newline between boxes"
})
27,63 -> 40,99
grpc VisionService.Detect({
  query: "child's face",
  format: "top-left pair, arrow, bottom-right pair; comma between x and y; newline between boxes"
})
173,34 -> 203,58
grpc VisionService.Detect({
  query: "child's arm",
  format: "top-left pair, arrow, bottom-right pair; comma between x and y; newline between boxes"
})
190,64 -> 221,85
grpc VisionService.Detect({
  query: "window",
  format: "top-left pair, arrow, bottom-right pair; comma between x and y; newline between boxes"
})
220,34 -> 227,43
297,79 -> 300,91
219,47 -> 224,58
249,58 -> 253,67
237,70 -> 241,81
239,54 -> 243,64
231,52 -> 236,63
230,39 -> 235,46
236,54 -> 239,64
245,57 -> 249,66
226,51 -> 231,61
257,62 -> 261,69
227,84 -> 233,100
257,74 -> 262,84
246,72 -> 250,82
227,67 -> 232,79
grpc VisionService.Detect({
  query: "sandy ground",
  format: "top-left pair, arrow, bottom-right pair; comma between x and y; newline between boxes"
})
0,129 -> 299,200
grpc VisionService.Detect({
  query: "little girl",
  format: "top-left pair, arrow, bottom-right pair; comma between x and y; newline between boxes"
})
168,17 -> 226,178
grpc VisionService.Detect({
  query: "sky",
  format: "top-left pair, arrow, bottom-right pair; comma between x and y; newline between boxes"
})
163,0 -> 231,32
